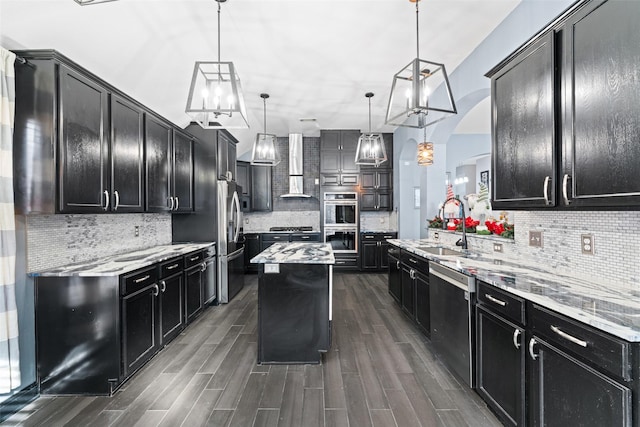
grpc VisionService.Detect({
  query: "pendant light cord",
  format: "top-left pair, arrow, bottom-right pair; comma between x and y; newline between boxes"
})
263,97 -> 267,134
368,97 -> 372,133
416,1 -> 420,59
217,1 -> 221,64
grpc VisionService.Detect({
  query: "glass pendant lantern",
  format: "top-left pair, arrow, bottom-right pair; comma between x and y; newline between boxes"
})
355,92 -> 387,167
251,93 -> 280,166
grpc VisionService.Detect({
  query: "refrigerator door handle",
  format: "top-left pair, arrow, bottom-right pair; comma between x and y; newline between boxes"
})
228,247 -> 244,261
231,190 -> 241,243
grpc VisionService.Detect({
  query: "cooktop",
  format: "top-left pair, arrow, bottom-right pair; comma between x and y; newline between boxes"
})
269,226 -> 314,232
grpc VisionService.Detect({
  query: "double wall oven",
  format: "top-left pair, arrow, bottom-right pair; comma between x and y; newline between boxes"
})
323,192 -> 358,253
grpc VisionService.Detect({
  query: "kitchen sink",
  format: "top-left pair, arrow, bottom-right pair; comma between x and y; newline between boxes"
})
416,246 -> 463,256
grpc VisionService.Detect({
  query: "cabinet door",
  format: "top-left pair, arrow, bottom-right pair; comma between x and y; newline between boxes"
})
378,192 -> 393,211
236,162 -> 250,195
320,174 -> 340,186
228,141 -> 237,182
340,174 -> 359,186
492,32 -> 556,209
202,258 -> 216,305
476,306 -> 525,427
388,255 -> 401,303
244,234 -> 261,273
173,130 -> 194,212
320,130 -> 341,151
400,265 -> 415,317
360,240 -> 379,270
122,284 -> 160,376
160,273 -> 184,344
360,192 -> 377,211
320,151 -> 341,174
379,241 -> 391,269
217,132 -> 229,180
110,94 -> 144,212
562,0 -> 640,207
251,165 -> 272,211
529,337 -> 631,427
340,150 -> 358,174
185,265 -> 203,324
377,171 -> 392,190
414,270 -> 430,336
360,171 -> 377,190
145,115 -> 172,211
58,66 -> 109,213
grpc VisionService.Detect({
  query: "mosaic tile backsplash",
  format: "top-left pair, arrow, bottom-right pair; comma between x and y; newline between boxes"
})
243,211 -> 321,232
26,213 -> 172,272
428,211 -> 640,288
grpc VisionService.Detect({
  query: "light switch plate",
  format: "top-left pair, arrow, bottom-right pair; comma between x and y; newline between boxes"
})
581,234 -> 594,255
529,231 -> 543,248
264,264 -> 280,274
493,243 -> 503,253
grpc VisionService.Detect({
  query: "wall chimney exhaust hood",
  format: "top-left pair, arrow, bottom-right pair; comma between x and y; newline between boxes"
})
281,134 -> 311,198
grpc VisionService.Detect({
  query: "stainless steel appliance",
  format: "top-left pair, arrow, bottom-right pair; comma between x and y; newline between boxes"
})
217,180 -> 244,303
429,262 -> 476,388
323,192 -> 358,225
324,228 -> 358,253
280,133 -> 311,198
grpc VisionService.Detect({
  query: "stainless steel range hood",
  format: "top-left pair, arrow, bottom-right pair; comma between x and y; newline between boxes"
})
281,133 -> 311,198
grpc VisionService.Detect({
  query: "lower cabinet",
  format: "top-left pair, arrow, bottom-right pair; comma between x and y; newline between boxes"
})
399,249 -> 429,321
185,264 -> 204,324
387,246 -> 401,303
400,265 -> 415,317
414,270 -> 430,336
360,232 -> 397,271
244,233 -> 261,273
159,271 -> 184,344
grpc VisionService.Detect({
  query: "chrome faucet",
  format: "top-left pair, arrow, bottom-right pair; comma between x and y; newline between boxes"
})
444,196 -> 468,250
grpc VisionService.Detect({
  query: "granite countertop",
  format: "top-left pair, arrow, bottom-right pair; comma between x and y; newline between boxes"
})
244,230 -> 321,234
388,239 -> 640,342
251,242 -> 335,265
32,242 -> 215,277
360,230 -> 398,234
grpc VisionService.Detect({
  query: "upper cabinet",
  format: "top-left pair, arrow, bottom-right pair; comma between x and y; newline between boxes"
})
359,133 -> 394,211
488,0 -> 640,210
320,130 -> 360,186
12,50 -> 195,215
217,131 -> 237,181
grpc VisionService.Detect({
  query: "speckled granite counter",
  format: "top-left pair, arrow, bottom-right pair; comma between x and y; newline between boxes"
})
251,242 -> 335,264
388,239 -> 640,342
31,243 -> 214,277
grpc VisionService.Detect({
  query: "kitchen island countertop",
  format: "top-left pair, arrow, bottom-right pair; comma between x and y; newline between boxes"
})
251,242 -> 335,264
388,239 -> 640,342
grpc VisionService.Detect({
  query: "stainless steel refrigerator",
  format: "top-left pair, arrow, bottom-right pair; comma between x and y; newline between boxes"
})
217,180 -> 245,303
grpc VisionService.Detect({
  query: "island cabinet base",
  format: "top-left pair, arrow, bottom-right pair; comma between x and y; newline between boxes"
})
258,264 -> 331,364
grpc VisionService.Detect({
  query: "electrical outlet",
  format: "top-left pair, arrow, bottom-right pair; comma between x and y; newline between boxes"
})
433,231 -> 439,241
529,230 -> 543,248
581,234 -> 594,255
134,226 -> 140,237
493,243 -> 503,253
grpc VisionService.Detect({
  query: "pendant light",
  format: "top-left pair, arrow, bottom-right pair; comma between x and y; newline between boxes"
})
417,127 -> 434,166
251,94 -> 280,166
185,0 -> 249,129
355,92 -> 387,167
74,0 -> 118,4
386,0 -> 457,128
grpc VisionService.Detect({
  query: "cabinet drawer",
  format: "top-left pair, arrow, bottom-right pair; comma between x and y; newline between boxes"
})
361,233 -> 380,242
185,250 -> 204,268
477,281 -> 525,325
400,250 -> 429,274
122,266 -> 158,296
159,257 -> 184,279
334,257 -> 358,267
261,233 -> 290,243
290,233 -> 320,242
530,304 -> 632,381
388,245 -> 401,258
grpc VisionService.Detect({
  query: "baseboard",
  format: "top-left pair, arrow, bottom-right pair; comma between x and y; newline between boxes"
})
0,383 -> 38,423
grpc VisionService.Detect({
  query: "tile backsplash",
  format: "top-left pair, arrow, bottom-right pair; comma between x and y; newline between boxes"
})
26,213 -> 172,272
360,211 -> 398,232
430,211 -> 640,288
243,210 -> 321,232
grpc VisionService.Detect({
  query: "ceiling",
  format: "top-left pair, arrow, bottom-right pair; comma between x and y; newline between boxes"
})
0,0 -> 520,156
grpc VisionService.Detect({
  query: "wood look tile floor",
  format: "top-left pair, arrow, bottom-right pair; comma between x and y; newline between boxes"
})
2,273 -> 502,427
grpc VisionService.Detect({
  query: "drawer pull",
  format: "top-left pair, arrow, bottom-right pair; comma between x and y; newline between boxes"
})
528,338 -> 538,360
513,329 -> 521,349
383,235 -> 393,239
409,258 -> 418,264
551,325 -> 588,348
134,275 -> 151,284
485,294 -> 507,307
301,236 -> 310,239
365,235 -> 375,239
190,255 -> 200,261
166,263 -> 180,270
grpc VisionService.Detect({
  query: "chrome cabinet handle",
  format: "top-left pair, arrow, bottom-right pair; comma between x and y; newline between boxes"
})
485,294 -> 507,307
365,235 -> 375,239
551,325 -> 587,348
301,236 -> 310,239
562,174 -> 571,205
160,280 -> 166,292
409,258 -> 418,264
409,269 -> 415,280
152,284 -> 159,297
396,260 -> 400,269
190,255 -> 200,261
528,338 -> 538,360
513,329 -> 521,349
383,235 -> 393,239
543,176 -> 551,205
113,190 -> 120,210
134,275 -> 151,284
103,190 -> 109,210
168,196 -> 175,210
166,263 -> 179,270
201,262 -> 207,272
175,196 -> 179,210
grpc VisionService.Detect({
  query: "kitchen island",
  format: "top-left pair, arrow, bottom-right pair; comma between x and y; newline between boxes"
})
251,242 -> 335,364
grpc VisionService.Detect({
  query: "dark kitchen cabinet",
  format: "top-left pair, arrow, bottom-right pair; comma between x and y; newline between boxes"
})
361,191 -> 392,212
236,161 -> 251,212
110,94 -> 145,212
400,265 -> 415,317
121,267 -> 161,378
320,130 -> 360,187
361,170 -> 393,212
360,232 -> 396,271
489,0 -> 640,210
145,114 -> 172,212
218,131 -> 237,181
388,248 -> 401,303
414,269 -> 430,337
159,257 -> 185,344
489,31 -> 556,209
244,233 -> 261,273
172,130 -> 194,212
58,66 -> 110,213
476,282 -> 526,427
251,166 -> 273,212
184,251 -> 205,324
528,303 -> 633,426
560,0 -> 640,207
